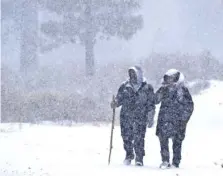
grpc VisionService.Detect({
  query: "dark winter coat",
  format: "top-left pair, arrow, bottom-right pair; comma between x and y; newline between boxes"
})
155,71 -> 194,139
116,69 -> 155,125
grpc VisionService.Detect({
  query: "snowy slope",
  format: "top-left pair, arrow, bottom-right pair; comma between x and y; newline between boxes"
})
0,81 -> 223,176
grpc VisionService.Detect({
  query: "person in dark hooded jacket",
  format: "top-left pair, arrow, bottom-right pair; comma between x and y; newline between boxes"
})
155,69 -> 194,169
111,66 -> 155,166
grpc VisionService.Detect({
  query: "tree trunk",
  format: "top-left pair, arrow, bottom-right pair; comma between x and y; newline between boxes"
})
84,0 -> 95,76
85,39 -> 95,76
19,0 -> 38,75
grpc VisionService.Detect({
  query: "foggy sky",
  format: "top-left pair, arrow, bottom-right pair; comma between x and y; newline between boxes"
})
2,0 -> 223,70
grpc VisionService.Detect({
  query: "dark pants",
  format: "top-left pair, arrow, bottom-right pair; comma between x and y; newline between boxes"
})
120,117 -> 147,160
158,124 -> 186,165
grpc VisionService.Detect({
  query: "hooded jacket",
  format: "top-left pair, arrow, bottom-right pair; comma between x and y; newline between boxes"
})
115,66 -> 155,122
155,69 -> 194,137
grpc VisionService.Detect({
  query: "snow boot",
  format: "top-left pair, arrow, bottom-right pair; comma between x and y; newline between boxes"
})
171,163 -> 179,168
159,161 -> 171,169
135,156 -> 143,166
123,153 -> 134,165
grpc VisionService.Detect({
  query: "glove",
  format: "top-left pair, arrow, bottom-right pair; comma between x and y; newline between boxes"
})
110,99 -> 118,109
147,109 -> 155,128
147,119 -> 154,128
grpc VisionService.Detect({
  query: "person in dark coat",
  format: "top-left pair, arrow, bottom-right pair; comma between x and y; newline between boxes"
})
155,69 -> 194,169
111,66 -> 155,166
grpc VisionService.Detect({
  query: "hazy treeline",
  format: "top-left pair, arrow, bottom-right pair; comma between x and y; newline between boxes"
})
2,51 -> 223,123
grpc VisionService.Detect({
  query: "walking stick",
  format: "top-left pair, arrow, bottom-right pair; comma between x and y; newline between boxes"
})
108,95 -> 116,165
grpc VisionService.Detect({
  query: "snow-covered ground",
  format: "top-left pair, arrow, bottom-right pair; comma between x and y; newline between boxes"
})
0,81 -> 223,176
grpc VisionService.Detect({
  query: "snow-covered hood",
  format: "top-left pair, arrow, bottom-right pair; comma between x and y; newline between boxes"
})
162,69 -> 185,86
128,66 -> 146,85
127,66 -> 146,92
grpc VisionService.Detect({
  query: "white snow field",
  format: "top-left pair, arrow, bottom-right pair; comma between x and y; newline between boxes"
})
0,81 -> 223,176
